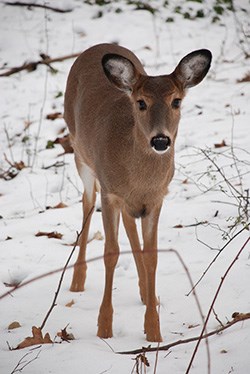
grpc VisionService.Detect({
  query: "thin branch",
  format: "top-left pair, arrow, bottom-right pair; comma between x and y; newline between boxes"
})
185,235 -> 250,373
40,206 -> 94,330
167,250 -> 210,373
118,312 -> 250,355
10,347 -> 41,374
187,224 -> 249,296
39,232 -> 80,330
4,1 -> 73,14
212,309 -> 224,328
153,301 -> 161,374
31,7 -> 49,170
0,52 -> 81,77
200,148 -> 245,204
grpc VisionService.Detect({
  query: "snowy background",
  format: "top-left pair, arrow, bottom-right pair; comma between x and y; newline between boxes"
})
0,0 -> 250,373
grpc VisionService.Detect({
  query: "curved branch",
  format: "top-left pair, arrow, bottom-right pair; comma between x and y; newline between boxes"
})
118,312 -> 250,355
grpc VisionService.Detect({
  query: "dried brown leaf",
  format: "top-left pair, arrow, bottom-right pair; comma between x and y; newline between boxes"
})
54,134 -> 73,154
16,326 -> 52,349
232,311 -> 250,321
46,112 -> 63,120
35,231 -> 63,239
237,72 -> 250,83
88,230 -> 104,243
57,326 -> 75,342
8,321 -> 21,330
214,140 -> 227,148
65,299 -> 75,308
46,202 -> 68,210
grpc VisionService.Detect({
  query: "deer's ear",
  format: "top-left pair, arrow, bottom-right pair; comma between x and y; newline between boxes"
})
173,49 -> 212,88
102,53 -> 139,93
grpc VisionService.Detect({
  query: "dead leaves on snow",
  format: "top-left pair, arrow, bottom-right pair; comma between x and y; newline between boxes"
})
15,326 -> 52,350
46,202 -> 68,210
8,321 -> 21,330
214,139 -> 227,148
65,299 -> 75,308
0,155 -> 26,180
232,311 -> 250,321
11,325 -> 75,350
35,231 -> 63,239
56,325 -> 75,342
237,72 -> 250,83
54,134 -> 74,154
46,112 -> 63,121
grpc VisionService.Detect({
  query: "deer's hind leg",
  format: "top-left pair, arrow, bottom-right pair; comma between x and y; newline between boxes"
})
70,160 -> 97,292
122,209 -> 147,304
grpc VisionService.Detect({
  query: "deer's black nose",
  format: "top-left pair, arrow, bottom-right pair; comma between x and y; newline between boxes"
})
150,134 -> 171,153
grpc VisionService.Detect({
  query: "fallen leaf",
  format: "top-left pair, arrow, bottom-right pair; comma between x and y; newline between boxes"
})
88,231 -> 104,243
214,140 -> 227,148
46,202 -> 68,210
46,112 -> 63,120
65,299 -> 75,308
57,325 -> 75,342
14,161 -> 26,170
173,224 -> 183,229
232,311 -> 250,320
54,134 -> 73,153
16,326 -> 52,349
182,178 -> 189,184
237,72 -> 250,83
35,231 -> 63,239
8,321 -> 21,330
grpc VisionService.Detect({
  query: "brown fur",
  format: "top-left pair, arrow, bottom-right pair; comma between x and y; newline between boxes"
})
64,43 -> 212,342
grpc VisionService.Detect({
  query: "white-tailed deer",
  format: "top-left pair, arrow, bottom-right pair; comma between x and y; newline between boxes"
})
64,43 -> 212,342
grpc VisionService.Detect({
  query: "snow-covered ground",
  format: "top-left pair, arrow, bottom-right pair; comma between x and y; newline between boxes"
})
0,1 -> 249,373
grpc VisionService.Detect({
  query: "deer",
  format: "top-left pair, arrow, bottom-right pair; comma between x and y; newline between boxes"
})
64,43 -> 212,342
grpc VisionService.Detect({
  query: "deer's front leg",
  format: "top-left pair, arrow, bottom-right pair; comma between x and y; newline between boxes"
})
97,194 -> 120,339
142,205 -> 162,342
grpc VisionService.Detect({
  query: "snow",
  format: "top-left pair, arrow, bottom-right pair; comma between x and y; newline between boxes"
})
0,1 -> 250,373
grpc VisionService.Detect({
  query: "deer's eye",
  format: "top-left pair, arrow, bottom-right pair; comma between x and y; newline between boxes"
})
172,98 -> 181,109
137,99 -> 147,111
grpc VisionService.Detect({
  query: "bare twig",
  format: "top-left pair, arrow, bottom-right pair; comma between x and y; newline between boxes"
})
3,124 -> 15,163
42,161 -> 67,170
31,8 -> 49,170
185,235 -> 250,373
168,250 -> 210,373
200,148 -> 243,204
4,1 -> 73,14
0,53 -> 81,77
187,224 -> 249,296
213,309 -> 224,328
153,301 -> 161,374
39,206 -> 94,330
10,346 -> 41,374
118,312 -> 250,355
39,232 -> 80,330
